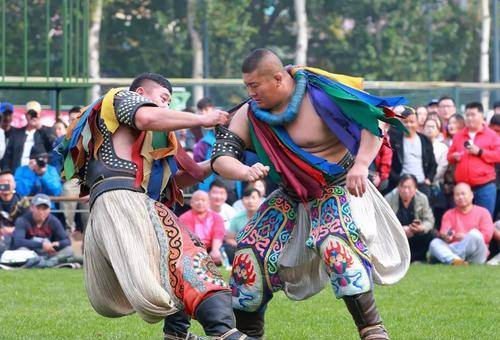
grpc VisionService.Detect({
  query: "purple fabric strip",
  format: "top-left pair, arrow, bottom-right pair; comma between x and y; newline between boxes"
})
307,83 -> 361,155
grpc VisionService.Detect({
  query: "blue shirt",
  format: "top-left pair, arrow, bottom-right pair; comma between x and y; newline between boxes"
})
14,165 -> 62,197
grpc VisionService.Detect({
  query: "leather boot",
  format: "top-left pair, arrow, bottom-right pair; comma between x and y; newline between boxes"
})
343,291 -> 389,340
195,291 -> 254,339
234,309 -> 265,339
163,310 -> 201,340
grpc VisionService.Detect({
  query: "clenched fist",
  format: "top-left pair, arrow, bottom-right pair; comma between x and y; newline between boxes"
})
201,109 -> 229,128
243,163 -> 270,182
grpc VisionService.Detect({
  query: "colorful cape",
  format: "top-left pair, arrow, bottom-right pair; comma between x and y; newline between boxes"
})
56,88 -> 203,205
248,66 -> 408,202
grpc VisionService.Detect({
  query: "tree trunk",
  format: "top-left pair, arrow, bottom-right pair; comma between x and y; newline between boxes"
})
294,0 -> 308,65
480,0 -> 490,110
89,0 -> 103,101
187,0 -> 204,106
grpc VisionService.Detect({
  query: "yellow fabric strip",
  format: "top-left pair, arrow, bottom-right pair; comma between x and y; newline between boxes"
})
292,66 -> 364,91
101,87 -> 126,133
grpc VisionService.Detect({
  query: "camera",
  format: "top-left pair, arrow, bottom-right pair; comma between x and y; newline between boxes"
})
27,109 -> 39,119
463,140 -> 472,148
36,157 -> 47,168
0,183 -> 10,192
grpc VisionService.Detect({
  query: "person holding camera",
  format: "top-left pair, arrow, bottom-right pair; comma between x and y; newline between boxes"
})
1,101 -> 55,173
14,145 -> 62,198
447,102 -> 500,217
385,174 -> 436,262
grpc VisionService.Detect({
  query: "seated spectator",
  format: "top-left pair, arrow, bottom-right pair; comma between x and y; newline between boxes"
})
179,190 -> 225,265
385,174 -> 435,262
11,194 -> 72,257
0,171 -> 26,229
2,102 -> 54,172
486,220 -> 500,265
447,102 -> 500,216
14,145 -> 62,197
388,106 -> 437,197
429,183 -> 494,265
208,180 -> 236,230
232,179 -> 266,212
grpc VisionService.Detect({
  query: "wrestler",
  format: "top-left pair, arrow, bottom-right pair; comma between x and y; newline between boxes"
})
211,49 -> 410,339
59,72 -> 251,340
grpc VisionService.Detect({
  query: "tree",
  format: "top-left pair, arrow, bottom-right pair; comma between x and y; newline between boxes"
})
294,0 -> 308,65
187,0 -> 204,104
89,0 -> 103,100
480,0 -> 490,108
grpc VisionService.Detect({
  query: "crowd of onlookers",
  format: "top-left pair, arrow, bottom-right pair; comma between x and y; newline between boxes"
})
0,95 -> 499,269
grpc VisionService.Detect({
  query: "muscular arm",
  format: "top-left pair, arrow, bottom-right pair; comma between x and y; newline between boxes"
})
212,105 -> 268,181
346,129 -> 382,197
174,160 -> 212,189
135,106 -> 227,132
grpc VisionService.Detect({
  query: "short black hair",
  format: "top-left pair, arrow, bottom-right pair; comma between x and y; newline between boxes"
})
197,97 -> 214,111
242,48 -> 275,73
68,106 -> 81,114
398,174 -> 418,187
209,179 -> 228,192
401,106 -> 417,118
438,96 -> 455,104
0,170 -> 13,177
130,72 -> 172,94
242,188 -> 261,198
489,114 -> 500,126
464,102 -> 483,113
54,119 -> 67,128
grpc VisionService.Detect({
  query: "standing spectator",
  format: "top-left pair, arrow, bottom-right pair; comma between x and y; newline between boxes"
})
208,180 -> 236,230
373,124 -> 392,192
437,96 -> 456,132
179,190 -> 225,265
416,106 -> 428,132
429,183 -> 494,265
0,102 -> 19,146
388,106 -> 437,197
14,145 -> 62,197
443,113 -> 465,147
423,118 -> 449,226
11,194 -> 72,257
427,99 -> 439,115
385,174 -> 435,262
2,103 -> 54,172
490,114 -> 500,220
447,102 -> 500,216
53,119 -> 67,138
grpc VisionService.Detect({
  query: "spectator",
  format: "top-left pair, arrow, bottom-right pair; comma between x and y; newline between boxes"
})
490,114 -> 500,220
53,119 -> 67,138
232,179 -> 266,212
416,106 -> 428,132
447,102 -> 500,216
11,194 -> 72,257
494,101 -> 500,115
14,145 -> 62,197
208,180 -> 236,230
0,102 -> 19,146
429,183 -> 494,265
385,174 -> 435,262
388,106 -> 437,197
372,123 -> 392,192
0,171 -> 21,248
175,106 -> 197,149
2,102 -> 54,172
427,99 -> 439,115
227,188 -> 261,248
179,190 -> 225,265
437,96 -> 456,132
443,113 -> 465,147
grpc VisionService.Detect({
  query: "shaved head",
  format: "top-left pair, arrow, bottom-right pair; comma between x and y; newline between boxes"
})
242,48 -> 284,75
190,190 -> 209,214
192,190 -> 209,200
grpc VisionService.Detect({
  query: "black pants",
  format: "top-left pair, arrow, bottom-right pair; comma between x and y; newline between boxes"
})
408,232 -> 435,262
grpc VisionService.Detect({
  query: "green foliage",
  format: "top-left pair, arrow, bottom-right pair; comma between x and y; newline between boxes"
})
0,265 -> 498,339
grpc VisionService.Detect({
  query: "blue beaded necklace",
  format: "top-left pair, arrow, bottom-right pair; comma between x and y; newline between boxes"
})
251,70 -> 307,126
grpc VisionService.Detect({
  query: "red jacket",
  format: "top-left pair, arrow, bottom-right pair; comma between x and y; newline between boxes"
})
375,135 -> 392,182
447,125 -> 500,187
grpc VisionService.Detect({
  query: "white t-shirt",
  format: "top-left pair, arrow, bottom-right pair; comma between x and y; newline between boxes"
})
214,203 -> 236,230
20,130 -> 35,166
432,140 -> 449,185
402,135 -> 425,183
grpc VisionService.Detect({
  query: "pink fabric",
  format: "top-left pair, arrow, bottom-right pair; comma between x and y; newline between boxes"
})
447,125 -> 500,187
179,210 -> 225,249
439,205 -> 494,245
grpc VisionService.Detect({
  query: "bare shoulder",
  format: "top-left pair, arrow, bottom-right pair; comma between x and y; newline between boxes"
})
228,103 -> 251,147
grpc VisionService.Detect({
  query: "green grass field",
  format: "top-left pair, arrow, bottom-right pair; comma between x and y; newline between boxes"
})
0,265 -> 498,339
